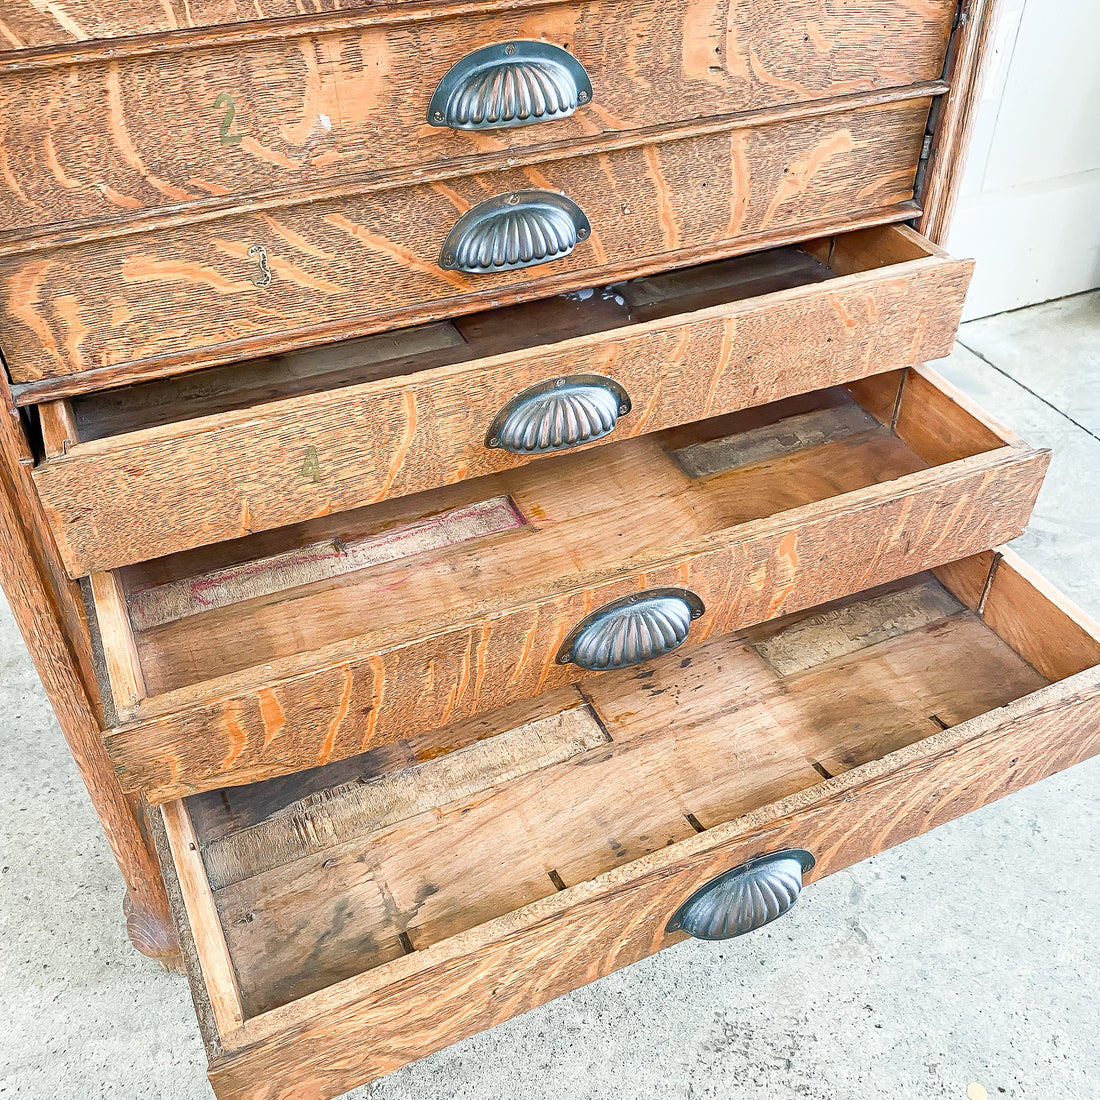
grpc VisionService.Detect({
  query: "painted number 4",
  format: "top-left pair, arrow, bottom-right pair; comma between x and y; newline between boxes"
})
301,446 -> 323,482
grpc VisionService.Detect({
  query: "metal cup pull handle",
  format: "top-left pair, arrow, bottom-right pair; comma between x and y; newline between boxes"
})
557,589 -> 705,671
428,41 -> 593,130
440,190 -> 591,274
667,850 -> 816,940
486,375 -> 631,454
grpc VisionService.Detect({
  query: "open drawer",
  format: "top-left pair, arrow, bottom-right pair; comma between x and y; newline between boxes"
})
32,224 -> 971,576
90,365 -> 1050,803
154,549 -> 1100,1100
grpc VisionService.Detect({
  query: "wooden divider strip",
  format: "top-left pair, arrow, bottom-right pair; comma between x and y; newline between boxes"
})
161,800 -> 246,1039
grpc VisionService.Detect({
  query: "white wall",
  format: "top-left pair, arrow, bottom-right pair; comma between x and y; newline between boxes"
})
947,0 -> 1100,320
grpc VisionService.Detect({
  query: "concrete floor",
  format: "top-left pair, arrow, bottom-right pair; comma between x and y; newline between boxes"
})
2,292 -> 1098,1100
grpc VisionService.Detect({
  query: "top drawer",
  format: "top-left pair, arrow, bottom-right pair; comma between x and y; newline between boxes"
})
0,0 -> 957,233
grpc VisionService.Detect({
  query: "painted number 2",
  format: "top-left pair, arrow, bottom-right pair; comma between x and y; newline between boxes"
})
213,92 -> 242,146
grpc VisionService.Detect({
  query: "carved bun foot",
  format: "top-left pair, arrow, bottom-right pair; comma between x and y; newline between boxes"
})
124,887 -> 181,969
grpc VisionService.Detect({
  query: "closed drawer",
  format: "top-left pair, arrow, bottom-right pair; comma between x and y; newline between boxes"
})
0,0 -> 956,232
2,92 -> 935,397
153,549 -> 1100,1100
90,365 -> 1049,802
34,225 -> 973,576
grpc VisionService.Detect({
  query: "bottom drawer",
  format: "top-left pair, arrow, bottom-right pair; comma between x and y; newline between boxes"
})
155,548 -> 1100,1100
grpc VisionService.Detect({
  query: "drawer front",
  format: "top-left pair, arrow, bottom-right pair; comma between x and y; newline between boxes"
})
0,0 -> 955,232
154,551 -> 1100,1100
103,388 -> 1047,803
34,226 -> 973,576
205,687 -> 1100,1100
1,94 -> 932,394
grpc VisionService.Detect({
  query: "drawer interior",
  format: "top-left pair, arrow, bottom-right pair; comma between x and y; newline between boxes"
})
64,225 -> 933,439
165,551 -> 1100,1029
103,365 -> 1029,704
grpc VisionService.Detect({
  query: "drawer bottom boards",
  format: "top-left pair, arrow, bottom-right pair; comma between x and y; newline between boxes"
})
155,549 -> 1100,1100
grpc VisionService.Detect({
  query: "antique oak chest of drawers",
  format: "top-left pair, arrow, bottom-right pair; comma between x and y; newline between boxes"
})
3,1 -> 1099,1097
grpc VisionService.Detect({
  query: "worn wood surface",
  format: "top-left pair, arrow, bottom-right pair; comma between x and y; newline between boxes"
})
0,0 -> 347,48
0,1 -> 1004,1064
0,95 -> 933,392
60,247 -> 829,440
206,670 -> 1100,1099
99,375 -> 1048,802
670,402 -> 879,477
156,564 -> 1100,1100
0,0 -> 957,80
128,496 -> 524,629
33,227 -> 972,576
0,374 -> 176,960
187,686 -> 586,842
37,399 -> 77,457
201,704 -> 609,892
0,0 -> 955,232
752,582 -> 964,676
932,548 -> 996,611
122,399 -> 934,688
148,791 -> 223,1054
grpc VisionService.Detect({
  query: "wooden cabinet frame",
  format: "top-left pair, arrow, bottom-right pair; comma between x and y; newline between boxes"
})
0,0 -> 1003,973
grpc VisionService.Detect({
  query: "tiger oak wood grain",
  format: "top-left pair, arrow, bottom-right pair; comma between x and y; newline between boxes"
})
33,227 -> 972,576
0,0 -> 348,48
61,247 -> 830,438
186,577 -> 943,848
0,2 -> 1019,1082
0,84 -> 939,258
0,96 -> 932,389
102,435 -> 1048,802
0,0 -> 956,231
171,566 -> 1100,1099
0,0 -> 958,66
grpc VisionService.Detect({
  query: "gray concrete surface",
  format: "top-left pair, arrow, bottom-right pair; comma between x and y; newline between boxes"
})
2,292 -> 1098,1100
